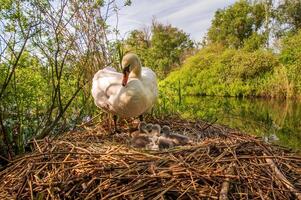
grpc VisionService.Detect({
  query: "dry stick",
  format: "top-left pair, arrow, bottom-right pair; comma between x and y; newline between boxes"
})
16,163 -> 33,199
264,153 -> 301,200
76,113 -> 102,128
28,178 -> 34,200
197,118 -> 218,132
176,182 -> 192,199
34,138 -> 43,153
219,162 -> 235,200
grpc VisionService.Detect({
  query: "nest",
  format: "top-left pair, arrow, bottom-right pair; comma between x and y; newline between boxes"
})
0,117 -> 301,199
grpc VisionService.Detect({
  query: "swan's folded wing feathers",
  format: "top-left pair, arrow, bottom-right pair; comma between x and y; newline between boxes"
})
92,67 -> 122,95
91,67 -> 122,111
141,67 -> 158,100
92,65 -> 158,118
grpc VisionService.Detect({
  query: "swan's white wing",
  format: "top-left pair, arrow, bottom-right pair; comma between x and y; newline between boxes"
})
141,67 -> 158,102
109,80 -> 150,117
91,67 -> 123,111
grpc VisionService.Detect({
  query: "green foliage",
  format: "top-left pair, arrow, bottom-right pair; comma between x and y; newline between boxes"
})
0,0 -> 13,11
276,0 -> 301,35
243,33 -> 267,51
124,21 -> 194,78
0,0 -> 116,160
207,0 -> 266,49
124,30 -> 150,65
0,52 -> 47,153
161,44 -> 290,98
280,30 -> 301,64
280,30 -> 301,96
147,22 -> 194,77
206,0 -> 301,41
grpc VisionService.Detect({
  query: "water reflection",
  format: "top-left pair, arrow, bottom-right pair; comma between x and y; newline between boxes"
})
175,96 -> 301,151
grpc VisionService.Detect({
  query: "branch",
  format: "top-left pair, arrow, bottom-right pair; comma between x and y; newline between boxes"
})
264,153 -> 301,200
219,162 -> 235,200
37,80 -> 89,139
0,30 -> 30,99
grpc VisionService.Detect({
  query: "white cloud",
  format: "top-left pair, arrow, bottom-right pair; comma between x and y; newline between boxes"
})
107,0 -> 236,41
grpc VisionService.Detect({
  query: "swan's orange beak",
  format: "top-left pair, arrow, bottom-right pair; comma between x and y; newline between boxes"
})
122,71 -> 129,86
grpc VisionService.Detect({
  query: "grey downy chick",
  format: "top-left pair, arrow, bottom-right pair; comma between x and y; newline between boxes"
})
161,125 -> 192,146
131,122 -> 152,148
157,136 -> 174,149
146,140 -> 159,150
145,124 -> 160,150
151,124 -> 174,149
150,124 -> 161,137
145,123 -> 153,133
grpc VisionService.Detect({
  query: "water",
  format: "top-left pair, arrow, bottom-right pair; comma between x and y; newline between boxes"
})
173,96 -> 301,151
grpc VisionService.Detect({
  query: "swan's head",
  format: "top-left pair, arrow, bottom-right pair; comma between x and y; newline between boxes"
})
145,123 -> 153,133
161,125 -> 171,136
151,124 -> 161,136
138,121 -> 147,132
121,53 -> 141,86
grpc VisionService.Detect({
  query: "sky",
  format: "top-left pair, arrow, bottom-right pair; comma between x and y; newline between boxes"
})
107,0 -> 237,42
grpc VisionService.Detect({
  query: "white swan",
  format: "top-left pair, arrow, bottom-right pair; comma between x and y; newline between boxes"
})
91,53 -> 158,128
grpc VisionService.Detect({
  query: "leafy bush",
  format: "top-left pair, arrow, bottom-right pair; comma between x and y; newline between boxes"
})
280,30 -> 301,96
161,44 -> 290,98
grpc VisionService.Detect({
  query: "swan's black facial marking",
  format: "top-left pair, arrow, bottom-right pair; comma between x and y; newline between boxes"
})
122,64 -> 130,86
123,64 -> 130,75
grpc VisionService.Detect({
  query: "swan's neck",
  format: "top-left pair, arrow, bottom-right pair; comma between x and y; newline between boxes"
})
129,62 -> 142,79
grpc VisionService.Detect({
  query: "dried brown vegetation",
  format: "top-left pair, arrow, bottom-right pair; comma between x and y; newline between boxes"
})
0,117 -> 300,199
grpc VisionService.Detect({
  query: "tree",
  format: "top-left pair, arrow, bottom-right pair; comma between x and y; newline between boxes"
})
0,0 -> 40,159
275,0 -> 301,36
124,21 -> 194,78
207,0 -> 267,49
0,0 -> 127,162
280,30 -> 301,96
124,29 -> 151,65
148,21 -> 194,77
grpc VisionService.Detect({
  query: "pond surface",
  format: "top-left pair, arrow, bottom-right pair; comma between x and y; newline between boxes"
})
174,96 -> 301,151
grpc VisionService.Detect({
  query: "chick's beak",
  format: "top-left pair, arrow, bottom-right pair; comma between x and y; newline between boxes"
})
122,71 -> 129,86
